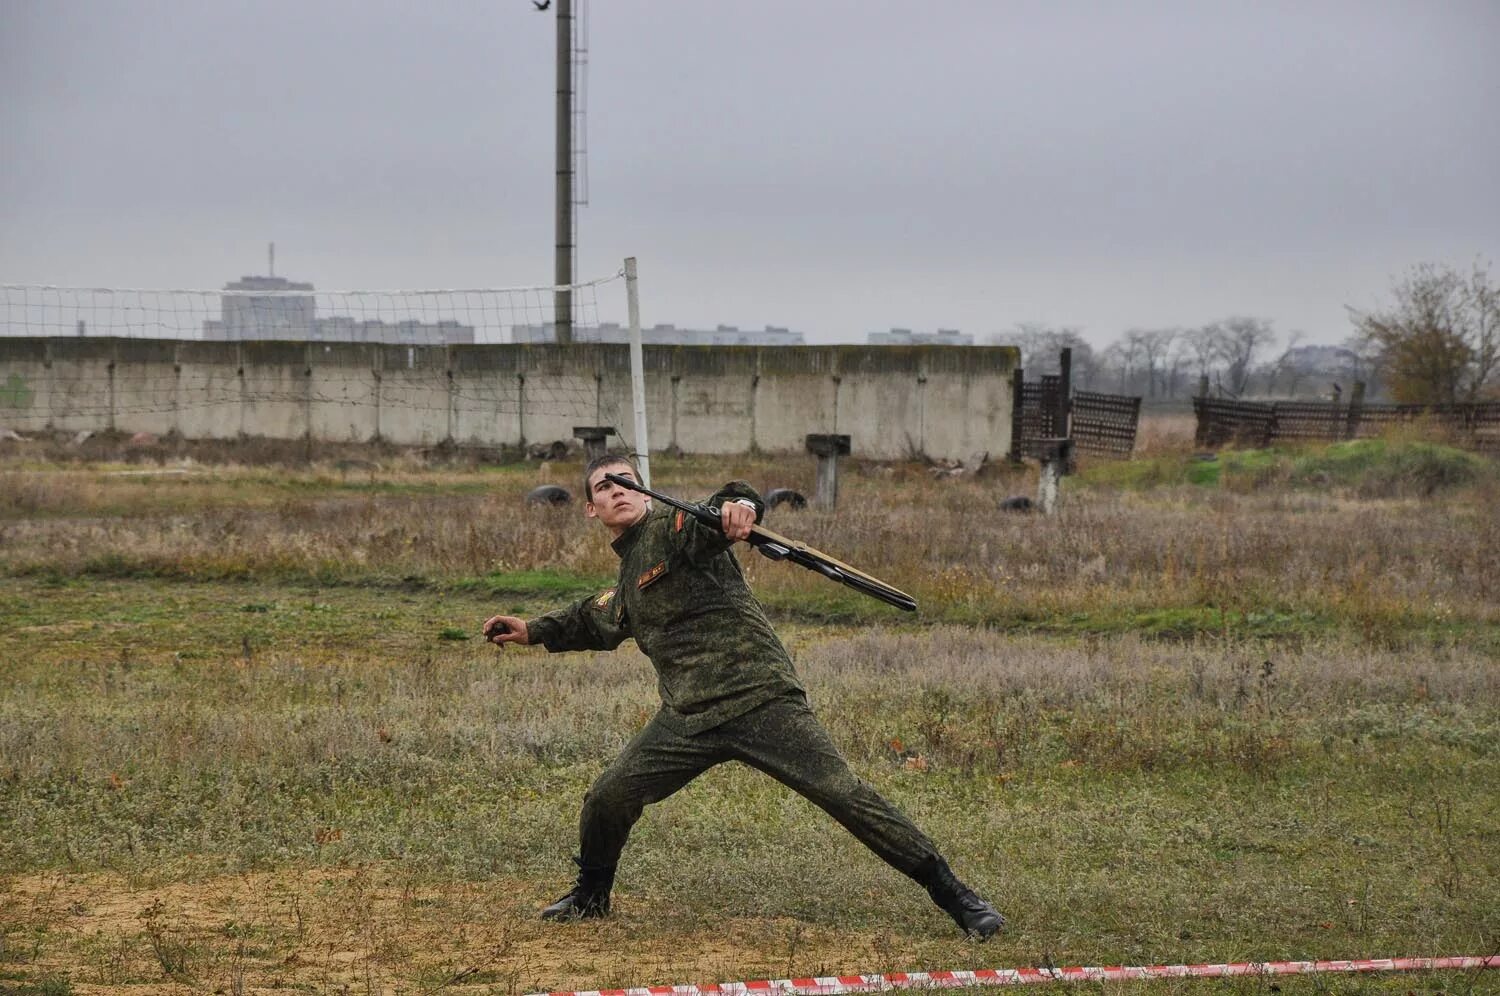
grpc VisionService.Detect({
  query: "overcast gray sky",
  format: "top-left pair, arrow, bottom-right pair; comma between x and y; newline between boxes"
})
2,0 -> 1496,346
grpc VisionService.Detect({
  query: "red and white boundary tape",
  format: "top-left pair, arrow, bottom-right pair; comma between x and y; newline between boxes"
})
530,956 -> 1499,996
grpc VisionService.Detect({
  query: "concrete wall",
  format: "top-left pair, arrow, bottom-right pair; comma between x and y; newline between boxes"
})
0,338 -> 1019,461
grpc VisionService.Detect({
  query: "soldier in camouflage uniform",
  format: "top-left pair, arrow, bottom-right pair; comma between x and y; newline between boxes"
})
483,455 -> 1003,939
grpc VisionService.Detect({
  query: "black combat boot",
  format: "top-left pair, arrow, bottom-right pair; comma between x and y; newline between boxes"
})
540,857 -> 616,921
921,858 -> 1005,940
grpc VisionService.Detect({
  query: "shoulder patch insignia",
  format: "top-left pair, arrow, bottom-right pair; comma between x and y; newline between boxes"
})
594,588 -> 616,609
675,510 -> 685,532
637,561 -> 668,589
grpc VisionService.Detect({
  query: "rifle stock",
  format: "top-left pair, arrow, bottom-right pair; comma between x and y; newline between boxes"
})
603,473 -> 917,612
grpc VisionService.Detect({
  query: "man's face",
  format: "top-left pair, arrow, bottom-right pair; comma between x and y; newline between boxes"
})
584,463 -> 650,533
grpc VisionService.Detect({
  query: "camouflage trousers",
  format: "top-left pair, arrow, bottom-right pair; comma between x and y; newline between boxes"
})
578,691 -> 943,880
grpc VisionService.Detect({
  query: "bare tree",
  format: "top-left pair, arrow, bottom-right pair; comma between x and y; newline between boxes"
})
1099,336 -> 1142,395
1165,334 -> 1196,399
1264,330 -> 1307,397
998,323 -> 1099,389
1211,317 -> 1277,397
1338,333 -> 1380,390
1465,262 -> 1499,397
1183,325 -> 1224,392
1348,260 -> 1499,404
1130,328 -> 1179,400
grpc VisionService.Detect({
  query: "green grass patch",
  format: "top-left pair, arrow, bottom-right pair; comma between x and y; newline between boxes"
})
453,568 -> 611,599
1082,438 -> 1493,497
13,562 -> 613,604
1079,448 -> 1284,489
759,585 -> 1500,648
7,561 -> 1496,650
1289,438 -> 1488,495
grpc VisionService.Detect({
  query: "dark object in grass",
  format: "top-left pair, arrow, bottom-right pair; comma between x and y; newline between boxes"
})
765,487 -> 807,511
999,495 -> 1034,512
526,485 -> 572,507
527,440 -> 570,461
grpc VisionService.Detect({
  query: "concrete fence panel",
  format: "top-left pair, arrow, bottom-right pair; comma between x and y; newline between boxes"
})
177,341 -> 244,439
308,342 -> 381,443
0,338 -> 1020,462
0,340 -> 51,434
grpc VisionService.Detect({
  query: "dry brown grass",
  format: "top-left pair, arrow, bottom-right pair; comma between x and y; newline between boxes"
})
1132,411 -> 1197,456
2,450 -> 1495,643
0,428 -> 519,469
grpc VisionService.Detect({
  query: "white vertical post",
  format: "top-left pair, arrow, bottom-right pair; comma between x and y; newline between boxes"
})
624,256 -> 651,488
1038,458 -> 1061,515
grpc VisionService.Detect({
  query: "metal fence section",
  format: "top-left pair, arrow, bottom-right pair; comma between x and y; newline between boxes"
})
1192,398 -> 1279,448
1010,367 -> 1142,461
1011,374 -> 1063,460
1071,391 -> 1143,458
1193,397 -> 1500,452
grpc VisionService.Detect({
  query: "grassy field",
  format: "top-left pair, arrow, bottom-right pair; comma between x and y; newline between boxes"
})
1,429 -> 1497,995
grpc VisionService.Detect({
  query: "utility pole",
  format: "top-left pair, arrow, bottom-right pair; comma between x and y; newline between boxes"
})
554,0 -> 573,344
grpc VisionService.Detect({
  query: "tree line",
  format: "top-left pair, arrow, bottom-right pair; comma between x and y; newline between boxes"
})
994,260 -> 1497,406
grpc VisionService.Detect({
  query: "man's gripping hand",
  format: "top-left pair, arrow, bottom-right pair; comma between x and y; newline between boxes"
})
720,498 -> 757,542
483,614 -> 529,648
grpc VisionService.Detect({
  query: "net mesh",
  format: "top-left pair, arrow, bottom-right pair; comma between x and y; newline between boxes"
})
0,274 -> 637,449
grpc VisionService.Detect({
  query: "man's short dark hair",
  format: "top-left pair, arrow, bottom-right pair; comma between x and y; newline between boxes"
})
582,454 -> 639,501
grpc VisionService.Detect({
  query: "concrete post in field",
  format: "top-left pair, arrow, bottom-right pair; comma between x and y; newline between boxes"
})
624,256 -> 651,487
1036,437 -> 1073,515
805,433 -> 851,509
573,425 -> 615,461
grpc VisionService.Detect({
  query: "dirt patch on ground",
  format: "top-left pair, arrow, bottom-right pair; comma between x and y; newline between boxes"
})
2,866 -> 932,995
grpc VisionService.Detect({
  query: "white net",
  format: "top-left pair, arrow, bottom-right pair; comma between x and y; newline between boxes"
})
0,276 -> 622,344
0,273 -> 640,450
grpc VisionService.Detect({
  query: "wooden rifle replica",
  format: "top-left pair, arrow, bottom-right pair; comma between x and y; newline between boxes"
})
604,473 -> 917,612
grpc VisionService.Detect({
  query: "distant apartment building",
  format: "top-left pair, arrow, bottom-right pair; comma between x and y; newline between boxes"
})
513,322 -> 806,346
306,316 -> 474,345
202,275 -> 475,345
204,276 -> 315,341
867,327 -> 973,346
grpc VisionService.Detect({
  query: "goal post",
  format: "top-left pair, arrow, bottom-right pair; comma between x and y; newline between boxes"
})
624,256 -> 651,487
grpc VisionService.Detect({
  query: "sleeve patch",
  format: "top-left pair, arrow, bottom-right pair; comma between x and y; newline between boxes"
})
638,561 -> 668,589
594,588 -> 616,608
675,510 -> 685,532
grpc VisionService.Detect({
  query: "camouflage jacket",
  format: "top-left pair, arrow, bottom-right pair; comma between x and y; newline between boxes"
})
525,481 -> 805,734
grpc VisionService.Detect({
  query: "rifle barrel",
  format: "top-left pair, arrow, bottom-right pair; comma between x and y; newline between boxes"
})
602,473 -> 917,612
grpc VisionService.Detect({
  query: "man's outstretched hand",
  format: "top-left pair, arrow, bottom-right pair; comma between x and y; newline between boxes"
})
483,615 -> 528,648
720,499 -> 756,542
